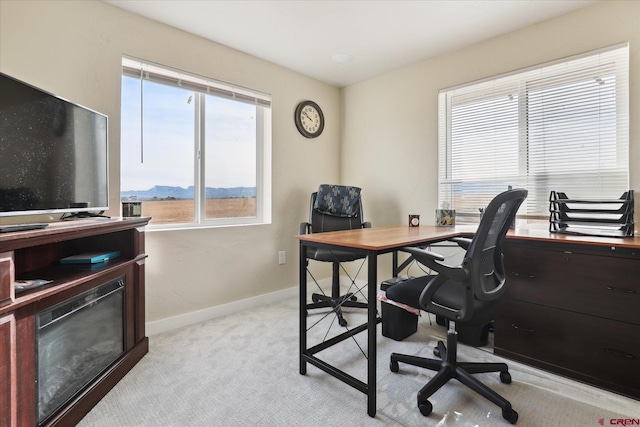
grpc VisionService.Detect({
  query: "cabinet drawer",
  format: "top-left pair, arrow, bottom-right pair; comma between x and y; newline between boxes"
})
503,246 -> 640,325
495,300 -> 640,396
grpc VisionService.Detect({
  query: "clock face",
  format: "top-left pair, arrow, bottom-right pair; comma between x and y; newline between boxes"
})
301,105 -> 320,133
295,101 -> 324,138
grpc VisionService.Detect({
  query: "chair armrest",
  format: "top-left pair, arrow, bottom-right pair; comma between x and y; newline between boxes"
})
403,246 -> 475,321
299,222 -> 310,235
418,274 -> 475,321
402,246 -> 445,263
451,237 -> 472,250
401,247 -> 466,281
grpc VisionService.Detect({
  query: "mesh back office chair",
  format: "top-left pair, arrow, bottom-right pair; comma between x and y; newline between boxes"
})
299,185 -> 370,327
387,189 -> 527,424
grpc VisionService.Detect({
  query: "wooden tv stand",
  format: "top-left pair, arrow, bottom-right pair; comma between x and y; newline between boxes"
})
0,218 -> 150,427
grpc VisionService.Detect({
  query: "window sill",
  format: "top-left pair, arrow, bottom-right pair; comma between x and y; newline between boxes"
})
145,219 -> 269,232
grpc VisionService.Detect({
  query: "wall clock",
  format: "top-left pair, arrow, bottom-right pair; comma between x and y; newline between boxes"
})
294,100 -> 324,138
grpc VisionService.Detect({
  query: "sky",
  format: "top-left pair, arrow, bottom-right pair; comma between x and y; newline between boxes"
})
120,76 -> 257,192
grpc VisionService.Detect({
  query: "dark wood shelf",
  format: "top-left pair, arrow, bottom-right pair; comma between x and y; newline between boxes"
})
7,259 -> 136,314
0,217 -> 149,251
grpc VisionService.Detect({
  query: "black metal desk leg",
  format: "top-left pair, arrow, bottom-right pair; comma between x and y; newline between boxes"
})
367,252 -> 377,417
299,241 -> 307,375
392,250 -> 399,277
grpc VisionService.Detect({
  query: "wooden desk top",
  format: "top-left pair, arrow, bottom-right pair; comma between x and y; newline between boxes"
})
297,225 -> 473,251
506,227 -> 640,249
296,225 -> 640,251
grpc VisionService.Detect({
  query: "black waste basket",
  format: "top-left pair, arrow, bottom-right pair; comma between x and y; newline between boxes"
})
380,276 -> 418,341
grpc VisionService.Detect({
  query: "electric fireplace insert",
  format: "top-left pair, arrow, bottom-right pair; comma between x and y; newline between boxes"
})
36,276 -> 125,425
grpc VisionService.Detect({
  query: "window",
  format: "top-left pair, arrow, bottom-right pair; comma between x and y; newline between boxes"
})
438,44 -> 629,223
120,57 -> 271,228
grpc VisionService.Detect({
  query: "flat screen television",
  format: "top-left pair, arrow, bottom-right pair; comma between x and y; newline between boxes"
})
0,72 -> 108,217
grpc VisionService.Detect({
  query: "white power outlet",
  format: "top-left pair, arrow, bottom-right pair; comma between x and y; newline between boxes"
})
278,251 -> 286,265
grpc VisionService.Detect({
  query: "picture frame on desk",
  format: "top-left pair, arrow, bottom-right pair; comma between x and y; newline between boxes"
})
436,209 -> 455,227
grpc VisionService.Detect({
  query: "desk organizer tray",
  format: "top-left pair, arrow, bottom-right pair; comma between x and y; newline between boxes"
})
549,190 -> 634,238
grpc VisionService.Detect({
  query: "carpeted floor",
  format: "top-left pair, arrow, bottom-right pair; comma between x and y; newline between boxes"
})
78,296 -> 637,426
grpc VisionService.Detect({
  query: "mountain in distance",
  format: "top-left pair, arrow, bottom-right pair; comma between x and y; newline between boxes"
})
121,185 -> 256,201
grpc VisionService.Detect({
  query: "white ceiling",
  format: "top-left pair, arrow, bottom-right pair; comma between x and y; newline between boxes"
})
104,0 -> 598,88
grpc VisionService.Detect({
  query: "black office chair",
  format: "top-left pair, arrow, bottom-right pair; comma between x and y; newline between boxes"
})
300,184 -> 370,327
387,189 -> 527,424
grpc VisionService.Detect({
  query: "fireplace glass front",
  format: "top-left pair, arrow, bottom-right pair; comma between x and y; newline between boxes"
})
36,276 -> 125,425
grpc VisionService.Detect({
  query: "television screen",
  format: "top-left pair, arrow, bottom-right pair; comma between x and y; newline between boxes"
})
0,72 -> 108,217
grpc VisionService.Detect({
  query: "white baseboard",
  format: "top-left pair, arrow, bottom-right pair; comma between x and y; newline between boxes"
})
145,276 -> 369,336
146,286 -> 299,336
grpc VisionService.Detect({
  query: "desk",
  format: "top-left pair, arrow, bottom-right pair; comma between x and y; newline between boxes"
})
296,226 -> 640,416
296,225 -> 475,417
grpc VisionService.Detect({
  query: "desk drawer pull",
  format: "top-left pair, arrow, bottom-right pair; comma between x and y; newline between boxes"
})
511,323 -> 535,333
605,286 -> 637,294
604,348 -> 636,360
512,272 -> 535,279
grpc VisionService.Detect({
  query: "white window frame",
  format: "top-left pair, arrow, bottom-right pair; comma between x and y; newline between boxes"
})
121,56 -> 272,230
438,43 -> 629,223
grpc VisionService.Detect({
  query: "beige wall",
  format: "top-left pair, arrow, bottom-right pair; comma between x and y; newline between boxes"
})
342,1 -> 640,232
2,0 -> 639,324
0,0 -> 340,322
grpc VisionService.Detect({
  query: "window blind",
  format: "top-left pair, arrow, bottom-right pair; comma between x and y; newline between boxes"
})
122,56 -> 271,108
438,43 -> 629,221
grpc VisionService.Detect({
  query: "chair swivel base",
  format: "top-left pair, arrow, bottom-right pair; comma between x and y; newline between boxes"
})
389,331 -> 518,424
307,292 -> 368,327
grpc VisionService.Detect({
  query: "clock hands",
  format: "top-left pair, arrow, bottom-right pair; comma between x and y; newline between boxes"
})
302,110 -> 318,130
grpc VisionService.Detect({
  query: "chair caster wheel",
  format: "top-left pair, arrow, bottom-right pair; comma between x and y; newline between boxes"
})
418,400 -> 433,416
500,371 -> 512,384
338,318 -> 348,327
390,360 -> 399,373
350,295 -> 358,301
502,408 -> 518,424
433,348 -> 441,358
312,294 -> 322,303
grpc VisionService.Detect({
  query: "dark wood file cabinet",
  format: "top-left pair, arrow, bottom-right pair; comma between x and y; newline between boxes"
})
495,237 -> 640,399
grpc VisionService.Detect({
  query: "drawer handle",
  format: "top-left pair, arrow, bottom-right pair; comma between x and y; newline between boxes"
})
512,272 -> 535,279
511,323 -> 535,333
604,348 -> 636,360
605,286 -> 637,294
